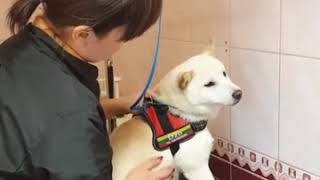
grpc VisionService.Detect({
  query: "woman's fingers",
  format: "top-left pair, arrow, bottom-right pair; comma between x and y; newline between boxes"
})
152,167 -> 175,180
140,156 -> 163,171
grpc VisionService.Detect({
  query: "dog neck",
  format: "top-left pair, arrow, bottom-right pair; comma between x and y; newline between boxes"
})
168,106 -> 208,123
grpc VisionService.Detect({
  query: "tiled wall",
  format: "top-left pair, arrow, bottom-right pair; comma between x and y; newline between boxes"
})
229,0 -> 320,179
213,0 -> 320,179
114,0 -> 320,180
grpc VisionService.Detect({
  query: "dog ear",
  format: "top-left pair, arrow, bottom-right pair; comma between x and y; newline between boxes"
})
178,71 -> 194,90
203,39 -> 216,56
149,87 -> 161,98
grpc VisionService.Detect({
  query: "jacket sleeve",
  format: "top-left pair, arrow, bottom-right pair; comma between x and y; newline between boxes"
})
31,109 -> 113,180
0,103 -> 113,180
0,104 -> 31,175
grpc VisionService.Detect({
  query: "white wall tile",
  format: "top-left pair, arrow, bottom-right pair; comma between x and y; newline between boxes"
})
281,0 -> 320,58
208,46 -> 231,139
191,0 -> 229,46
230,48 -> 279,158
279,55 -> 320,176
230,0 -> 280,52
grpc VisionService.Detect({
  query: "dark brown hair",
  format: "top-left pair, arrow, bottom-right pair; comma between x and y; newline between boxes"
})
7,0 -> 162,41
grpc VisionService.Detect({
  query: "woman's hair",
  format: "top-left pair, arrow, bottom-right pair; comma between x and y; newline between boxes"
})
7,0 -> 162,41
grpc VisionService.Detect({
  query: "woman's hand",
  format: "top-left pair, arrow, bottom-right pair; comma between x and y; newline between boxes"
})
114,90 -> 157,112
125,157 -> 175,180
128,90 -> 158,103
145,91 -> 159,99
100,90 -> 158,119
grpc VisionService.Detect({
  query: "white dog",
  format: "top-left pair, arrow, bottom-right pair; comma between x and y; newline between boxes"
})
110,48 -> 242,180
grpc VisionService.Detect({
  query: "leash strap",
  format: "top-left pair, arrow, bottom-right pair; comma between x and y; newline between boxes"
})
130,15 -> 162,112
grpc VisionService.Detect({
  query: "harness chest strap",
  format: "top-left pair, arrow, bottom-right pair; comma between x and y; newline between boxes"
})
142,101 -> 208,156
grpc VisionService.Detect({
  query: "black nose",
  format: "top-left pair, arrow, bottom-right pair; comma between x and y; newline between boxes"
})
232,90 -> 242,100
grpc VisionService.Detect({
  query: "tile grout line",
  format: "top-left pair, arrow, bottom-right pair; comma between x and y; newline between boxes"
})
153,35 -> 320,61
227,0 -> 233,179
277,0 -> 283,179
281,52 -> 320,60
279,161 -> 320,178
229,46 -> 320,61
212,154 -> 230,164
148,34 -> 232,47
230,46 -> 280,54
159,36 -> 227,46
154,34 -> 320,61
215,135 -> 278,160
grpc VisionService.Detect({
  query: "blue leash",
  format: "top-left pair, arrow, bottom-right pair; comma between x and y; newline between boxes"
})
130,15 -> 162,112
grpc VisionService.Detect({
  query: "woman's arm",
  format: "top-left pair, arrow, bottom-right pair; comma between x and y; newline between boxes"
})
100,95 -> 134,120
100,91 -> 156,120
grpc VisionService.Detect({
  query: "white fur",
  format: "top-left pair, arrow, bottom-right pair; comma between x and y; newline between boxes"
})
111,52 -> 241,180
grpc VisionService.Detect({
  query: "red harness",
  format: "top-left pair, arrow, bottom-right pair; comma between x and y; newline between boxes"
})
141,99 -> 208,155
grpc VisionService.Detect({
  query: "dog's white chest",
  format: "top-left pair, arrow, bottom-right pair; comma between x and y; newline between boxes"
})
174,129 -> 214,171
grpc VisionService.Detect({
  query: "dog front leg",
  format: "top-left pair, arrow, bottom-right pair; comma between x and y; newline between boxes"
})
183,165 -> 215,180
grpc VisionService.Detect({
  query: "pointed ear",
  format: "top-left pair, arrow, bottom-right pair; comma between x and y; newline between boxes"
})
178,71 -> 194,90
149,87 -> 161,99
203,39 -> 216,56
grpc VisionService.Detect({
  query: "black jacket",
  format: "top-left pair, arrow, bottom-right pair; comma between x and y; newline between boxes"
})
0,24 -> 113,180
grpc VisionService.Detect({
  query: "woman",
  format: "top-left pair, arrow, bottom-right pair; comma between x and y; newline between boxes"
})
0,0 -> 174,180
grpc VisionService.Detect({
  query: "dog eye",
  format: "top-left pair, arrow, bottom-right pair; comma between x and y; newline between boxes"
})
204,81 -> 216,87
223,71 -> 227,77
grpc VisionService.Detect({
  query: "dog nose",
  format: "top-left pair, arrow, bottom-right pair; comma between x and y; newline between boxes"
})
232,90 -> 242,100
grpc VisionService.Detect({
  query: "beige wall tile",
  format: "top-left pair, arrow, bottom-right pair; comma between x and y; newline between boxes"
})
144,23 -> 158,38
191,0 -> 229,46
155,39 -> 205,82
208,46 -> 231,139
98,79 -> 106,93
113,36 -> 206,96
93,61 -> 106,80
161,0 -> 193,41
113,36 -> 156,96
0,0 -> 12,40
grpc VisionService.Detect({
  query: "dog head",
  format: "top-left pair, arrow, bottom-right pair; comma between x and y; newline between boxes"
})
153,47 -> 241,118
